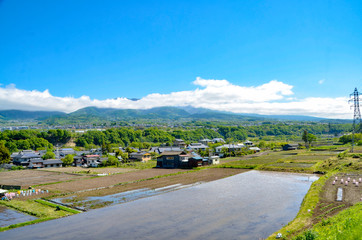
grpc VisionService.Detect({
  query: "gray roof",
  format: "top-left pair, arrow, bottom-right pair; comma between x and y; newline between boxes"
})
43,159 -> 63,165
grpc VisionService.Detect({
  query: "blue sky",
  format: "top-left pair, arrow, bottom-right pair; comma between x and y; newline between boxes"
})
0,0 -> 361,118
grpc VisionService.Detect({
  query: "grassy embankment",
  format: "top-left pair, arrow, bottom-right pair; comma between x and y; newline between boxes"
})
292,202 -> 361,240
262,148 -> 361,239
0,199 -> 81,232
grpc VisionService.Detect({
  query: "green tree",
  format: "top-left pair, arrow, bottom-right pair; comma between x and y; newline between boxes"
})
0,142 -> 11,164
62,154 -> 74,166
307,133 -> 317,147
302,130 -> 308,148
102,155 -> 119,166
42,151 -> 56,160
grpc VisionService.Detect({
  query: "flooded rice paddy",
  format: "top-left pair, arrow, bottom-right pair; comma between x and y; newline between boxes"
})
0,170 -> 318,239
53,182 -> 204,210
0,206 -> 37,228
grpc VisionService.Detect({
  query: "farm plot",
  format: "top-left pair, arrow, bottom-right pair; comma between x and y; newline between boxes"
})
0,170 -> 86,188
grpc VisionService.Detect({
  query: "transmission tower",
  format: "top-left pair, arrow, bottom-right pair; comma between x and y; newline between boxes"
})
348,88 -> 362,152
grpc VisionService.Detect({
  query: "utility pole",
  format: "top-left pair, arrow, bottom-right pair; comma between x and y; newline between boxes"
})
348,88 -> 362,153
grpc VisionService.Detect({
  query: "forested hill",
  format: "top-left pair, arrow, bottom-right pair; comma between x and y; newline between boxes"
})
0,107 -> 351,124
43,106 -> 268,124
0,110 -> 66,120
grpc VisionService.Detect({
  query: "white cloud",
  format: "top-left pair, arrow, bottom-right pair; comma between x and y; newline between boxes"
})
0,78 -> 351,119
319,79 -> 325,84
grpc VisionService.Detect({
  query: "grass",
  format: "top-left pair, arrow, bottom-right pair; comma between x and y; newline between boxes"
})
0,199 -> 79,232
35,199 -> 81,214
293,203 -> 362,240
116,160 -> 157,170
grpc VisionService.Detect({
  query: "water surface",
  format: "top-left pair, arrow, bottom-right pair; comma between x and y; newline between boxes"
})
0,206 -> 37,228
0,170 -> 318,239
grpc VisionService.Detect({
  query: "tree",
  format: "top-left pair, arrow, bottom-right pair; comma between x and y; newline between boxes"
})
62,154 -> 74,166
302,130 -> 308,148
42,151 -> 56,160
307,133 -> 317,147
102,155 -> 119,166
0,142 -> 10,165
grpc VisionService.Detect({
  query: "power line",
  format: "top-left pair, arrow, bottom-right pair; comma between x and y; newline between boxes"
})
348,88 -> 362,152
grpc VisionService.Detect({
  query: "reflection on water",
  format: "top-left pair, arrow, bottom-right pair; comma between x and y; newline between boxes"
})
0,206 -> 37,228
0,170 -> 319,240
53,183 -> 204,210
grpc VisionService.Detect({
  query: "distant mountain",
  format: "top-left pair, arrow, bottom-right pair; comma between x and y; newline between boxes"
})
0,110 -> 66,120
0,106 -> 350,124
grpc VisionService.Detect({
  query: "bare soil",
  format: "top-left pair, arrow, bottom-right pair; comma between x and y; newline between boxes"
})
0,169 -> 86,188
38,167 -> 135,175
68,168 -> 249,200
45,168 -> 192,192
312,173 -> 362,224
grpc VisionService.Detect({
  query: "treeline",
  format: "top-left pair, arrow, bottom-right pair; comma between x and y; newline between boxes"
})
0,123 -> 354,152
0,129 -> 71,152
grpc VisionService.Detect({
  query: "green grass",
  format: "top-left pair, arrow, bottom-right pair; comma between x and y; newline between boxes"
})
293,203 -> 362,240
116,160 -> 157,170
35,199 -> 81,214
0,199 -> 79,232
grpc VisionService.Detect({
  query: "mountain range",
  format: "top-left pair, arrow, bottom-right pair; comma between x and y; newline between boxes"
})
0,107 -> 351,124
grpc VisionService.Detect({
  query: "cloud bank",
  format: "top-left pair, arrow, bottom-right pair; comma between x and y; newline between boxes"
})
0,77 -> 351,119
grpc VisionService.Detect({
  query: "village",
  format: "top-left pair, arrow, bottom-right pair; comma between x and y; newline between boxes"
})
4,138 -> 265,170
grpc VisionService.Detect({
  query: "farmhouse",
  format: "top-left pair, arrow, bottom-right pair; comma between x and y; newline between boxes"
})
43,159 -> 63,168
129,152 -> 152,162
283,144 -> 298,151
174,139 -> 187,148
157,151 -> 191,168
187,143 -> 208,151
12,151 -> 41,166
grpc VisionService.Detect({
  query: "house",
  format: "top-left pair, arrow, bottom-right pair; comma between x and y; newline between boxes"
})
57,148 -> 75,157
12,151 -> 41,166
215,144 -> 244,155
157,151 -> 191,168
187,143 -> 208,151
208,156 -> 220,165
249,147 -> 261,152
129,152 -> 152,162
83,155 -> 101,167
199,139 -> 213,145
156,147 -> 182,154
212,138 -> 225,143
27,158 -> 44,168
188,157 -> 203,167
73,156 -> 84,167
283,144 -> 298,151
174,139 -> 187,148
43,159 -> 63,168
244,140 -> 254,147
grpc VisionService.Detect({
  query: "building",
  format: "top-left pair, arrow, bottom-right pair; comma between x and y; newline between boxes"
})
249,147 -> 261,152
43,159 -> 63,168
174,139 -> 187,148
12,151 -> 41,166
212,138 -> 225,143
83,155 -> 101,167
187,143 -> 208,151
129,152 -> 152,162
157,151 -> 191,168
215,144 -> 244,156
282,144 -> 298,151
244,140 -> 254,147
199,139 -> 213,145
208,156 -> 220,165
